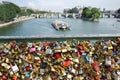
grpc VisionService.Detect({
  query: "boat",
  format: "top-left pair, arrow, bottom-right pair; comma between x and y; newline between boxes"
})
52,20 -> 71,30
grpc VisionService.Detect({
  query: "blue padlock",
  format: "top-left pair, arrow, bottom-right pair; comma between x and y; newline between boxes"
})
25,73 -> 30,78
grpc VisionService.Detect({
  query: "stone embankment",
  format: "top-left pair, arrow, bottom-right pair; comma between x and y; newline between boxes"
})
0,16 -> 34,27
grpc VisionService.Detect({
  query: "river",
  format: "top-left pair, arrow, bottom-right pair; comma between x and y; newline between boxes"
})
0,18 -> 120,36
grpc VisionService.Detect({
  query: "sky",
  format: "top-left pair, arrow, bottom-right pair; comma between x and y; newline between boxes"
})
0,0 -> 120,12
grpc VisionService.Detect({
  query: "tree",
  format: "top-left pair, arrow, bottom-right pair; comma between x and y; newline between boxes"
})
81,7 -> 101,21
117,8 -> 120,14
0,4 -> 5,21
67,8 -> 76,13
0,2 -> 21,22
82,7 -> 91,18
26,9 -> 34,15
91,8 -> 101,20
34,10 -> 48,14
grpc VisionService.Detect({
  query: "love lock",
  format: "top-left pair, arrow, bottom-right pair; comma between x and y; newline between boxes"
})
11,63 -> 19,73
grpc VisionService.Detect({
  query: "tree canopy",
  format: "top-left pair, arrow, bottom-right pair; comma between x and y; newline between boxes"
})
67,8 -> 76,13
91,8 -> 101,19
19,9 -> 35,16
0,1 -> 50,23
82,7 -> 92,18
65,8 -> 78,13
117,8 -> 120,14
81,7 -> 101,21
0,2 -> 21,22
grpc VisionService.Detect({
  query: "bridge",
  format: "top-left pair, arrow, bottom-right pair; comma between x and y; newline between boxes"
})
61,13 -> 82,18
31,13 -> 82,19
101,11 -> 117,18
31,11 -> 117,19
31,13 -> 62,18
0,34 -> 120,40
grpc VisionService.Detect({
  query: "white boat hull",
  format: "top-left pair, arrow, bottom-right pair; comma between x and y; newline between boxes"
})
52,20 -> 70,30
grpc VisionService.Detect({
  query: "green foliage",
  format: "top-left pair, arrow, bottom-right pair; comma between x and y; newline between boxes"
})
34,11 -> 48,14
66,8 -> 77,13
10,2 -> 21,14
0,1 -> 48,22
82,7 -> 101,21
0,4 -> 5,21
26,9 -> 34,15
67,8 -> 75,13
20,9 -> 34,16
20,9 -> 48,16
0,2 -> 21,22
117,8 -> 120,14
19,10 -> 27,16
82,7 -> 91,18
91,8 -> 101,19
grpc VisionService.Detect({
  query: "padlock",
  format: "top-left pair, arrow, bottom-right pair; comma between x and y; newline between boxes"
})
30,47 -> 36,53
18,59 -> 22,64
27,42 -> 32,48
13,74 -> 17,80
92,61 -> 100,72
21,75 -> 25,79
26,66 -> 31,71
78,69 -> 83,75
2,74 -> 7,80
35,56 -> 40,60
67,74 -> 72,79
54,53 -> 61,59
40,69 -> 45,74
62,49 -> 67,53
71,67 -> 76,74
10,71 -> 14,76
105,57 -> 111,66
1,63 -> 10,69
72,58 -> 79,63
62,59 -> 71,67
11,63 -> 19,73
3,48 -> 9,53
108,45 -> 113,50
46,48 -> 52,54
50,66 -> 55,72
25,73 -> 30,78
117,59 -> 120,64
0,72 -> 2,76
117,70 -> 120,76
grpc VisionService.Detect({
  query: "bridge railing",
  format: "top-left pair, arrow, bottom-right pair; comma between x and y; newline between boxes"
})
0,34 -> 120,40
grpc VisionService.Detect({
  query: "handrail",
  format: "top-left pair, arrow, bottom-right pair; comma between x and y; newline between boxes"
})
0,34 -> 120,39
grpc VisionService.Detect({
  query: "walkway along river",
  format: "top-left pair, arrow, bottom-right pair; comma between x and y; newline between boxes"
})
0,18 -> 120,36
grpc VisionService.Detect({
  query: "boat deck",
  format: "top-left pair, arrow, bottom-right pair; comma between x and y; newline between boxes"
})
52,20 -> 70,30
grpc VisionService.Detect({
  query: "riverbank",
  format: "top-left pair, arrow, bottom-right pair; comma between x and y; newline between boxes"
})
81,17 -> 99,22
0,16 -> 34,27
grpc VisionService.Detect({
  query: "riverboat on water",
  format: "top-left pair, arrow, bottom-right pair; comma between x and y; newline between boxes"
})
52,20 -> 71,30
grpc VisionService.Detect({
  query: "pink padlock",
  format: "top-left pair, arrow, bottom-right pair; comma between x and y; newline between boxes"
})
2,74 -> 7,80
30,47 -> 36,53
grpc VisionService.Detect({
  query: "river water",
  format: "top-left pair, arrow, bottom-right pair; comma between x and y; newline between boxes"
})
0,18 -> 120,36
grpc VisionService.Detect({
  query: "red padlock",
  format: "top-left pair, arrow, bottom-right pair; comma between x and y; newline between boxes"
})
92,61 -> 100,72
63,59 -> 71,67
54,53 -> 61,59
26,66 -> 30,71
